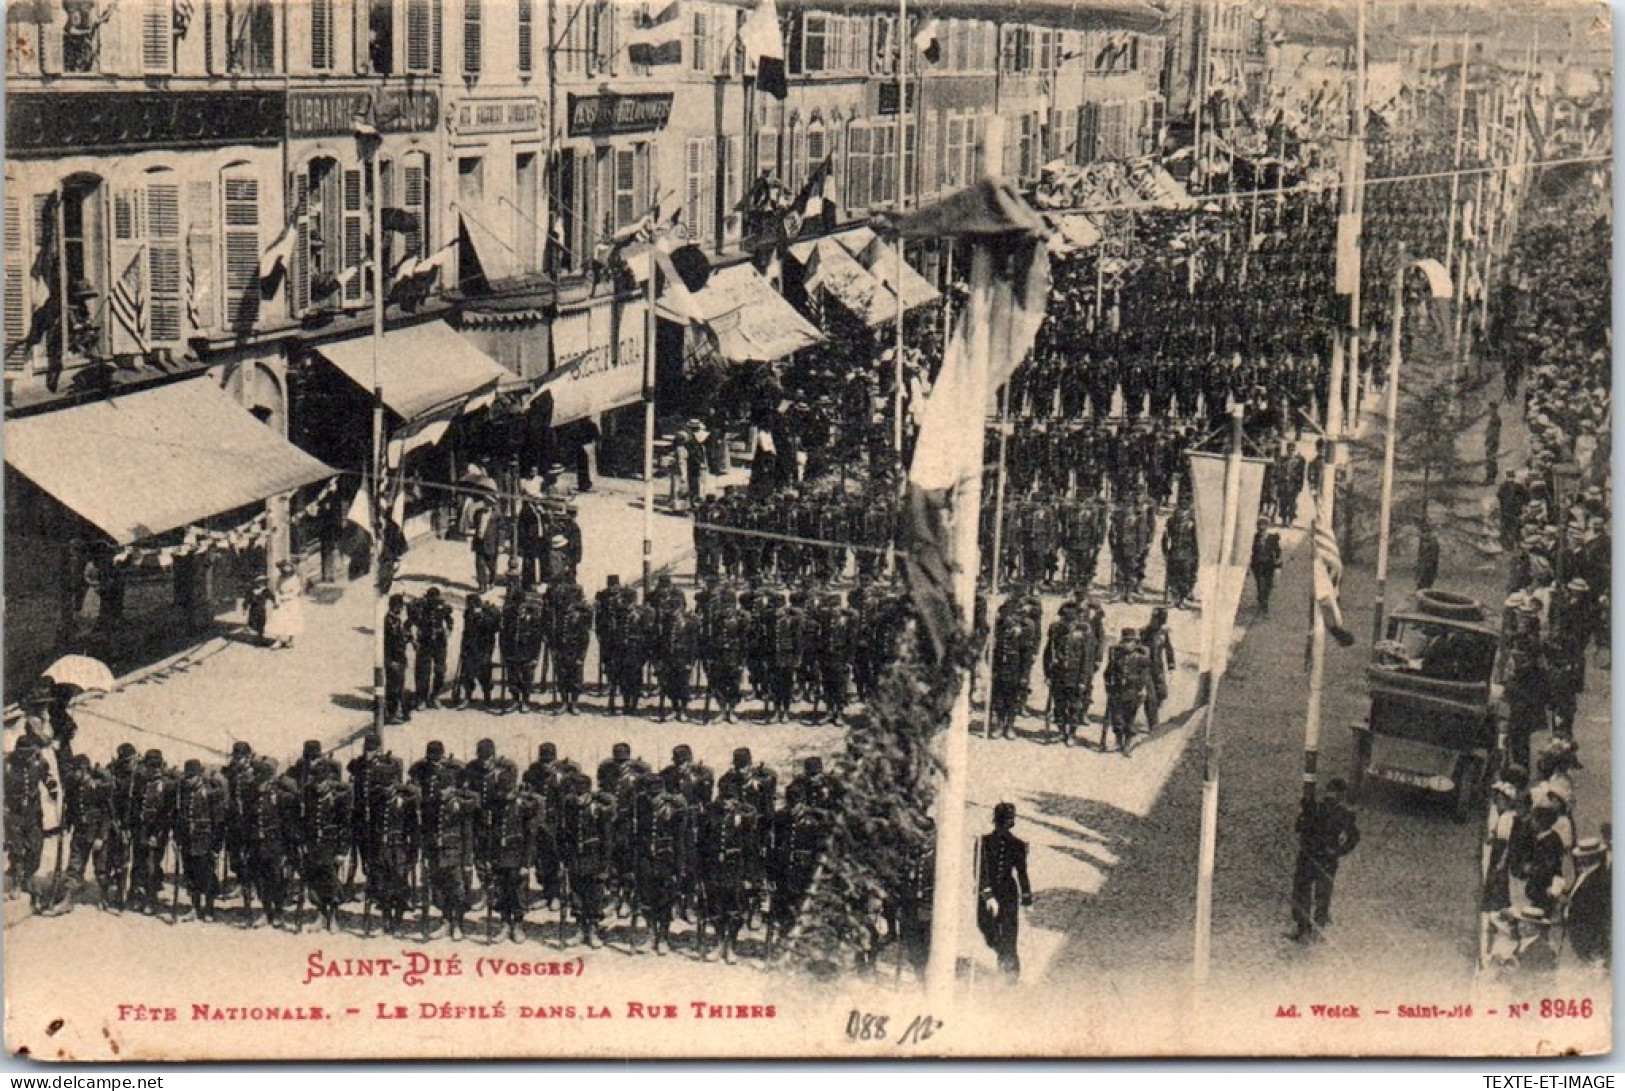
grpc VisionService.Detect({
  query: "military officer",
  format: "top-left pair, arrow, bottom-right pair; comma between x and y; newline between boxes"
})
977,802 -> 1033,978
383,593 -> 414,724
1103,627 -> 1150,755
410,586 -> 455,709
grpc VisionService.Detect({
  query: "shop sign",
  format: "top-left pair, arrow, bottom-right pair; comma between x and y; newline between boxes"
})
566,93 -> 674,138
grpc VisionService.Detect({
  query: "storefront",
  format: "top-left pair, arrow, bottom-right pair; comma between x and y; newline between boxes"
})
3,377 -> 336,697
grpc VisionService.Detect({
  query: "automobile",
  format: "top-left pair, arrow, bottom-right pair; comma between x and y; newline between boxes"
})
1348,590 -> 1504,821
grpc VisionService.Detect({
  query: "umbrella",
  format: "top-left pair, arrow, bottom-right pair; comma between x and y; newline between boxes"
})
42,655 -> 116,693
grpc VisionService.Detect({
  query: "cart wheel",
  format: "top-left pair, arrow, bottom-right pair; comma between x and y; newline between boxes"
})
1348,729 -> 1372,802
1452,756 -> 1483,824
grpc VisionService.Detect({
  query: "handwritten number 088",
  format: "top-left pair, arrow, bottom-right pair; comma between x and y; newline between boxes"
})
846,1011 -> 888,1041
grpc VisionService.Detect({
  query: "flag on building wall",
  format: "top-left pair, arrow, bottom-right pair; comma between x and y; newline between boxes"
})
743,0 -> 786,99
628,0 -> 683,66
109,245 -> 149,354
914,18 -> 941,65
258,196 -> 304,295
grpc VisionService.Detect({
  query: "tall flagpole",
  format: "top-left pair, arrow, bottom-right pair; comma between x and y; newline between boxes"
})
925,244 -> 992,1004
1371,242 -> 1406,644
1345,0 -> 1366,431
1193,404 -> 1245,986
365,130 -> 387,735
643,246 -> 658,597
1444,31 -> 1470,275
892,0 -> 909,474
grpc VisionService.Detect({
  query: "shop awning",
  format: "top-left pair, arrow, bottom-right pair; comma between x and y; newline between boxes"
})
794,237 -> 899,328
5,379 -> 337,545
313,320 -> 514,421
538,298 -> 650,426
659,263 -> 823,364
858,239 -> 941,313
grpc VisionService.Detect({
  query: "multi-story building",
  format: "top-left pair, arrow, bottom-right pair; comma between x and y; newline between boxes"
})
3,0 -> 1169,694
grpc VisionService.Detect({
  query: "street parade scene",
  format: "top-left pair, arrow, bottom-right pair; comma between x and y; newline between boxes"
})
0,0 -> 1613,1062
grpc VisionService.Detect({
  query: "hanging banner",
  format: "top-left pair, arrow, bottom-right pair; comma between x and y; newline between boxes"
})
1190,451 -> 1269,680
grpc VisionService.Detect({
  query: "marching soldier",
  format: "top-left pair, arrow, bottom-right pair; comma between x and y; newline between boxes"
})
560,771 -> 616,948
523,743 -> 565,907
1161,500 -> 1199,609
989,600 -> 1038,740
410,586 -> 455,709
1141,609 -> 1176,732
422,763 -> 478,940
104,742 -> 140,909
384,593 -> 414,724
451,593 -> 500,709
656,605 -> 702,722
633,769 -> 692,955
55,756 -> 117,913
346,732 -> 385,882
1044,603 -> 1099,747
784,757 -> 839,813
4,735 -> 56,904
127,749 -> 175,916
174,759 -> 225,922
409,740 -> 451,797
977,802 -> 1033,979
301,759 -> 351,930
552,589 -> 594,714
766,591 -> 802,723
367,756 -> 419,936
1103,627 -> 1151,755
486,758 -> 540,942
219,741 -> 255,904
768,796 -> 829,953
613,596 -> 655,717
243,757 -> 298,928
597,741 -> 634,794
700,775 -> 760,964
1250,518 -> 1283,614
702,585 -> 749,722
595,575 -> 629,708
815,592 -> 857,725
500,591 -> 547,713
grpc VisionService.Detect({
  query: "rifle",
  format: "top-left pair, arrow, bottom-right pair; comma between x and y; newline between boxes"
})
292,843 -> 307,934
557,863 -> 572,949
419,852 -> 431,942
167,838 -> 182,926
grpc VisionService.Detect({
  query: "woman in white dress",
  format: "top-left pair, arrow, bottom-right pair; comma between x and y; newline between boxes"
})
264,559 -> 305,649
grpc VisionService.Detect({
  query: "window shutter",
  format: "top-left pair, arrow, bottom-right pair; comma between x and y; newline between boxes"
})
142,0 -> 174,73
145,181 -> 182,344
311,0 -> 333,69
185,179 -> 216,333
342,167 -> 364,305
292,172 -> 310,313
517,0 -> 533,74
725,136 -> 741,227
110,187 -> 146,355
684,138 -> 703,245
614,147 -> 637,231
462,0 -> 480,75
4,194 -> 27,365
222,173 -> 259,332
406,0 -> 431,72
403,159 -> 426,262
757,130 -> 778,179
921,111 -> 939,196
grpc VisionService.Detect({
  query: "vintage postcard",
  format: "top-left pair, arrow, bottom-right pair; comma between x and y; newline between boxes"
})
1,0 -> 1612,1061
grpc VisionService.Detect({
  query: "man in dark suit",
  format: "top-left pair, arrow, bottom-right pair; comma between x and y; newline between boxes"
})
978,802 -> 1033,979
1250,519 -> 1283,614
1288,778 -> 1360,942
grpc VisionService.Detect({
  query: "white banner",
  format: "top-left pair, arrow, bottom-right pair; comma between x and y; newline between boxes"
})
1190,451 -> 1269,679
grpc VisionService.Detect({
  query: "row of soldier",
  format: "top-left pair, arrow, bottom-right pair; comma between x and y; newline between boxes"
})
692,482 -> 895,587
985,589 -> 1175,754
380,570 -> 921,727
7,724 -> 873,963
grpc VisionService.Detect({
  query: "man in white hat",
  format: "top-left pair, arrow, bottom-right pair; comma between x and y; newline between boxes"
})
1566,838 -> 1610,967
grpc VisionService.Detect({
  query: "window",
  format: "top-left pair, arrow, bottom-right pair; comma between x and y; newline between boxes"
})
227,0 -> 275,73
846,124 -> 871,210
459,157 -> 485,211
1039,29 -> 1053,72
685,137 -> 715,248
944,112 -> 972,188
221,169 -> 260,332
405,0 -> 438,73
184,180 -> 214,333
1003,26 -> 1032,74
869,123 -> 896,208
62,178 -> 108,358
690,9 -> 707,72
462,0 -> 481,75
805,127 -> 826,180
311,0 -> 334,69
517,0 -> 533,75
871,14 -> 895,74
294,157 -> 362,314
4,191 -> 26,366
141,0 -> 174,73
757,129 -> 779,181
587,0 -> 616,76
515,152 -> 539,270
903,121 -> 916,204
1017,113 -> 1040,179
802,14 -> 830,72
367,0 -> 393,73
612,148 -> 638,232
